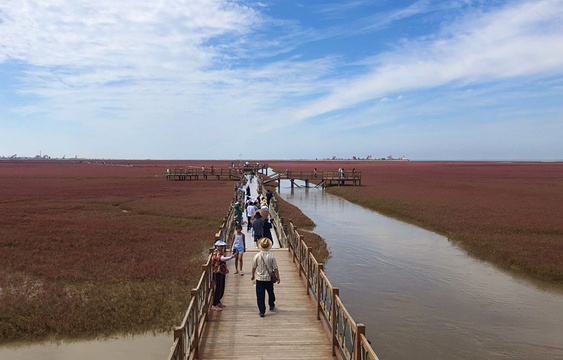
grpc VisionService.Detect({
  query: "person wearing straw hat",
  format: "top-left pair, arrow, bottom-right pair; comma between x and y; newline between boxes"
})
251,237 -> 280,317
211,239 -> 234,311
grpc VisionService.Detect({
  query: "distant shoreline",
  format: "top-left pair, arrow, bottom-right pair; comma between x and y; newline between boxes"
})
2,157 -> 562,163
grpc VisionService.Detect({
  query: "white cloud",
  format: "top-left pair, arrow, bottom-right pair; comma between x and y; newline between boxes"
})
296,0 -> 563,121
0,1 -> 334,125
0,0 -> 261,86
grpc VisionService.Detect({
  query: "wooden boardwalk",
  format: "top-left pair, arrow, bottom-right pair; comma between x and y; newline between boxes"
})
198,249 -> 333,360
166,175 -> 379,360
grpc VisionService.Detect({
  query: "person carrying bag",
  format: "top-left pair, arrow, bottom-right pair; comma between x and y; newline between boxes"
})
251,237 -> 280,317
261,252 -> 278,283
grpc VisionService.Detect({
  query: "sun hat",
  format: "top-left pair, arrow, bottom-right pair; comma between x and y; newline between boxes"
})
258,237 -> 272,251
214,239 -> 228,247
258,208 -> 269,218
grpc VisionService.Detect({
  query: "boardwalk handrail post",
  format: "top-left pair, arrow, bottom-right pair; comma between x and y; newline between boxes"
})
356,324 -> 365,360
202,264 -> 210,322
332,287 -> 339,357
306,246 -> 312,295
290,223 -> 295,260
298,234 -> 304,277
317,264 -> 323,320
290,223 -> 297,264
191,288 -> 199,359
173,327 -> 184,360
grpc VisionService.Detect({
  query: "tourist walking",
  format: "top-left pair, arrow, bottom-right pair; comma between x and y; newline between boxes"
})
266,189 -> 273,206
263,218 -> 273,241
261,201 -> 269,216
211,239 -> 234,311
246,201 -> 257,231
252,212 -> 265,247
231,224 -> 246,275
233,201 -> 243,225
251,238 -> 280,317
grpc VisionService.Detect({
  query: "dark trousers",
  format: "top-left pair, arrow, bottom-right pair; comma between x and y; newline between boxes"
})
255,280 -> 275,315
247,216 -> 252,231
213,273 -> 225,306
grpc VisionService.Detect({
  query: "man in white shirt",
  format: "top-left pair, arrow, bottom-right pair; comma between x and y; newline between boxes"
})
251,238 -> 280,317
246,201 -> 256,232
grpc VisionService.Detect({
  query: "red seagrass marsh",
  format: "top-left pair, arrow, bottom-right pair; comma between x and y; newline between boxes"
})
0,160 -> 235,343
269,160 -> 563,284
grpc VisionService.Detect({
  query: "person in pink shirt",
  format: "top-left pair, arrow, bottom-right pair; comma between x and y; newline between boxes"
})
211,239 -> 234,311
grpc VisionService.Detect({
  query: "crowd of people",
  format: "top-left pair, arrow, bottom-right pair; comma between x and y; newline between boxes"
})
210,166 -> 359,319
211,174 -> 280,317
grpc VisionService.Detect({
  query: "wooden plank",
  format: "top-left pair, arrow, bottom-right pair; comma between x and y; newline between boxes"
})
198,249 -> 334,360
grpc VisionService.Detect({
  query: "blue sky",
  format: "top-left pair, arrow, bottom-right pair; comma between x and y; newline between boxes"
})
1,0 -> 562,160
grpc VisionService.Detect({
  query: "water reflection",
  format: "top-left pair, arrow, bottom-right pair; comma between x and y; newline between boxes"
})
0,332 -> 171,360
278,179 -> 563,360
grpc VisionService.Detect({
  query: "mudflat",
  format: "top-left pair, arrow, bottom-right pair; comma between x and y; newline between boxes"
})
0,160 -> 235,343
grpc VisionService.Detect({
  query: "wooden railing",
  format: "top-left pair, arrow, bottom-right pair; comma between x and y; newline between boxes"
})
217,201 -> 237,247
166,167 -> 241,181
167,181 -> 242,360
264,170 -> 362,187
284,221 -> 380,360
260,177 -> 379,360
237,163 -> 269,173
322,170 -> 362,180
167,252 -> 214,360
275,170 -> 361,180
266,195 -> 287,248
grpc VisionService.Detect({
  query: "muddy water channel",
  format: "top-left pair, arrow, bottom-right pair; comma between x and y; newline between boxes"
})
278,181 -> 563,360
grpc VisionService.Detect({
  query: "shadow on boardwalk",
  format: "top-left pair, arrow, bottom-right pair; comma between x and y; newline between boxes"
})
198,249 -> 333,360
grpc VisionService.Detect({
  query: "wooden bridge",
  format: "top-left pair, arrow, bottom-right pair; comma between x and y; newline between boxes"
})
166,178 -> 379,360
264,170 -> 362,188
167,166 -> 361,188
166,164 -> 269,181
